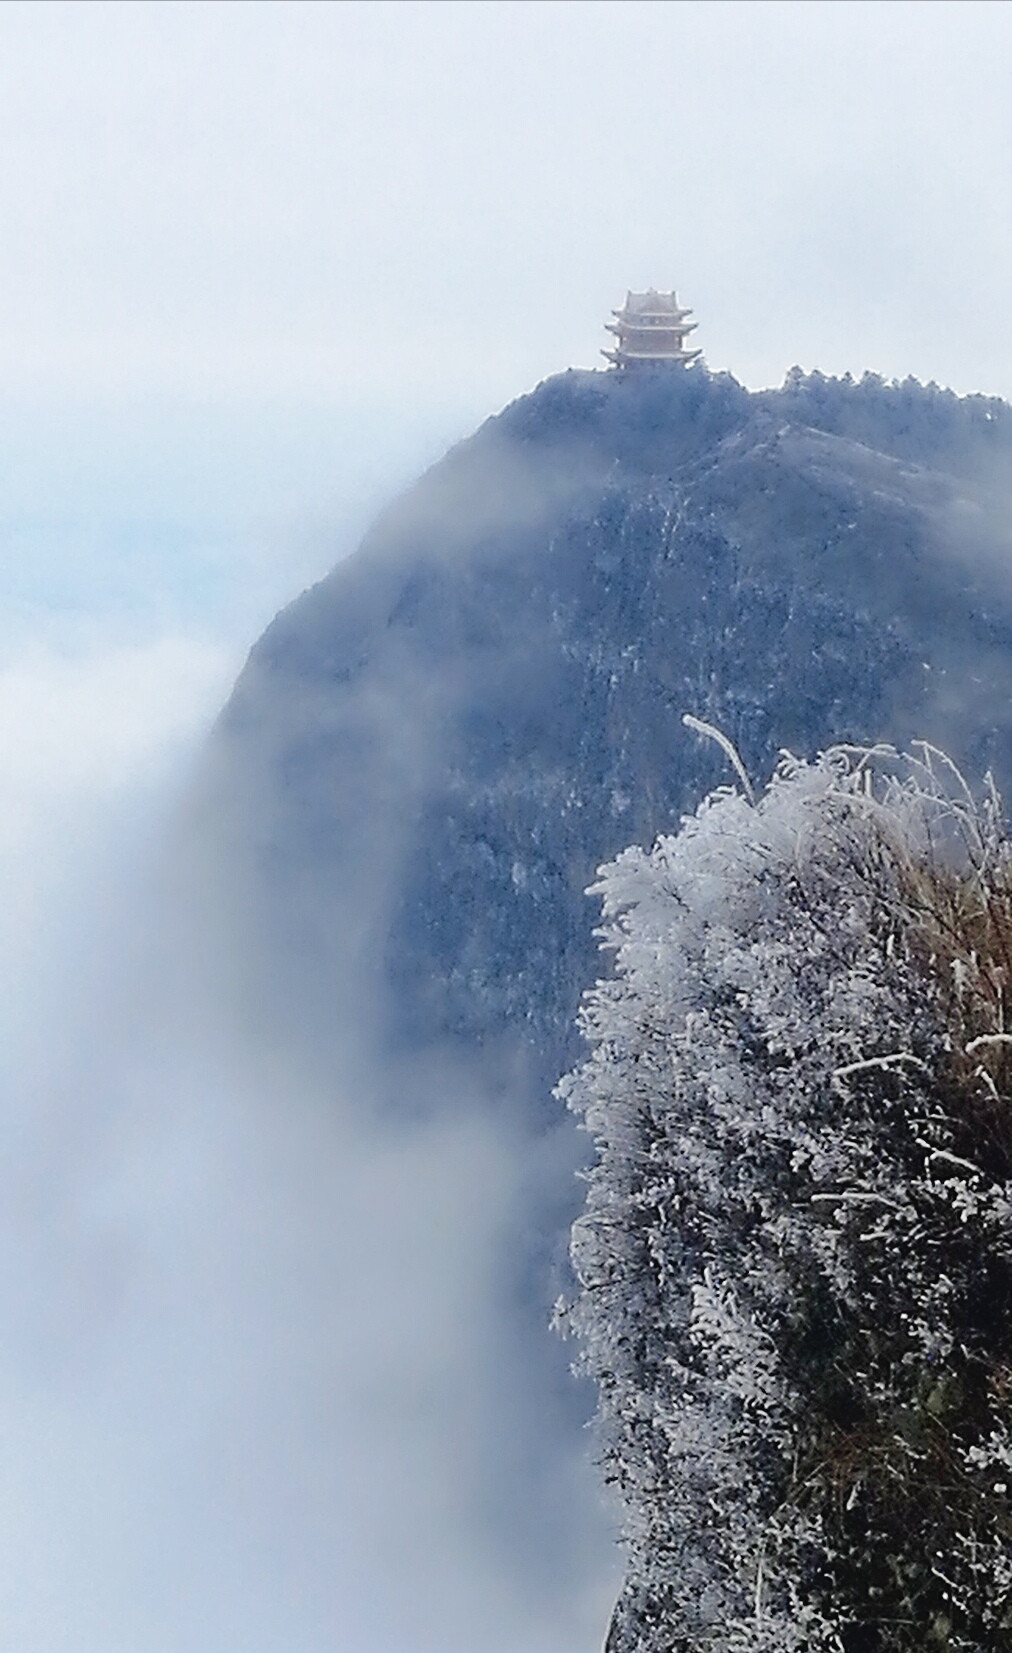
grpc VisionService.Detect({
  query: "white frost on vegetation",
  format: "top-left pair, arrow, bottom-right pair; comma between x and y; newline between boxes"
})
559,746 -> 1012,1651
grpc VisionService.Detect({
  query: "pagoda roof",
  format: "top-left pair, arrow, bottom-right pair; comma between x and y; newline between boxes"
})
606,317 -> 698,336
616,288 -> 693,318
602,344 -> 702,365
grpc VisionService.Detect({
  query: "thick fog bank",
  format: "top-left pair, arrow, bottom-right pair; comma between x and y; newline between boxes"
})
0,601 -> 616,1650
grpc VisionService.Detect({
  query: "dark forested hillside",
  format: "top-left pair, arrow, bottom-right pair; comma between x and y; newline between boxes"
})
206,364 -> 1012,1110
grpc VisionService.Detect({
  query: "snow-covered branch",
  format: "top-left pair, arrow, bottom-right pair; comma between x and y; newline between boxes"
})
559,745 -> 1012,1652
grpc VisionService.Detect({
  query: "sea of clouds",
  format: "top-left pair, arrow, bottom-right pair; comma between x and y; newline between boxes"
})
0,401 -> 616,1653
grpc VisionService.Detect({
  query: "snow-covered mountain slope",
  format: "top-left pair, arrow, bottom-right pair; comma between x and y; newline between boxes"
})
206,365 -> 1012,1107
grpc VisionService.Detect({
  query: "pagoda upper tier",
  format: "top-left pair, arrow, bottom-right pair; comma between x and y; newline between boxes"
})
603,288 -> 701,368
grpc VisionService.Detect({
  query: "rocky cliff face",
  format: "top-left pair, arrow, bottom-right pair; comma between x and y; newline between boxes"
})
193,362 -> 1012,1635
209,364 -> 1012,1102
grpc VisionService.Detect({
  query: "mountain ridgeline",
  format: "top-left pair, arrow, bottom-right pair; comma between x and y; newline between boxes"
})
210,365 -> 1012,1106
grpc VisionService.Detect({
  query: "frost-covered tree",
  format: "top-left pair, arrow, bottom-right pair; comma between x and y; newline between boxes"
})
558,743 -> 1012,1652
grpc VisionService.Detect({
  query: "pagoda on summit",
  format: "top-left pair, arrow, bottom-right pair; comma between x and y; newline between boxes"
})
602,289 -> 701,368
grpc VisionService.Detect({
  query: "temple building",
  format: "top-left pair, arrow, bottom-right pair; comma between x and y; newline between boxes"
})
602,288 -> 701,368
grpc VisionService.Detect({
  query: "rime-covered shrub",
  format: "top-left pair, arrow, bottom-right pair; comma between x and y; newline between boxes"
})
558,746 -> 1012,1652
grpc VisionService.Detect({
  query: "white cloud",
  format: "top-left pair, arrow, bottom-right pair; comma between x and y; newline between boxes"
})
0,613 -> 616,1650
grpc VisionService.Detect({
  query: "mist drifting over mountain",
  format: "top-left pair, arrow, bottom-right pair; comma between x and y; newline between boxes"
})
175,362 -> 1012,1646
5,0 -> 1012,1644
5,350 -> 1012,1653
212,365 -> 1012,1088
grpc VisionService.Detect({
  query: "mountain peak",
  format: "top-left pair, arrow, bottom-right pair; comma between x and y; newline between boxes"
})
197,359 -> 1012,1639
